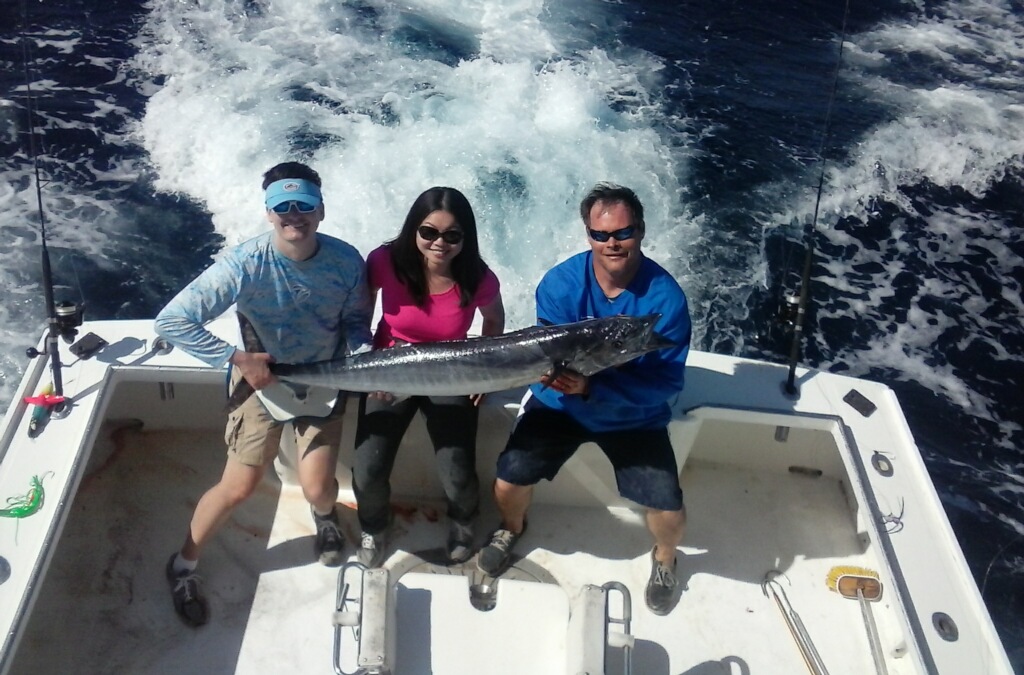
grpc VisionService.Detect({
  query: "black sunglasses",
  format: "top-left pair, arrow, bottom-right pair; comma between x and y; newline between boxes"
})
587,226 -> 637,243
270,200 -> 319,214
417,225 -> 464,244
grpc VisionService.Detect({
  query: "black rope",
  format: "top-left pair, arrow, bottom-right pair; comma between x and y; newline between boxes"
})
784,0 -> 852,396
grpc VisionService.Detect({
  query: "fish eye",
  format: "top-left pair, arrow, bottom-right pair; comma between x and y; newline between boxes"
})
612,340 -> 624,349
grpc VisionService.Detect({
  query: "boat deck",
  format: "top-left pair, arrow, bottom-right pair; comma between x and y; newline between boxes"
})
0,317 -> 1011,674
12,423 -> 901,675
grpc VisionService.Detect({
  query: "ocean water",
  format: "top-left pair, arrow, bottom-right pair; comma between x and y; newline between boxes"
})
1,0 -> 1021,668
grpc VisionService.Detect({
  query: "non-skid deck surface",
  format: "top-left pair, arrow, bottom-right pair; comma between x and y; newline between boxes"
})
11,428 -> 899,674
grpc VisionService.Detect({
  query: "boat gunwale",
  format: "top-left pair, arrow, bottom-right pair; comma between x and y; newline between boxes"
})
0,354 -> 117,675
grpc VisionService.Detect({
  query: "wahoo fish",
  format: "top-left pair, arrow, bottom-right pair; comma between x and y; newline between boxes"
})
248,314 -> 673,401
270,314 -> 673,395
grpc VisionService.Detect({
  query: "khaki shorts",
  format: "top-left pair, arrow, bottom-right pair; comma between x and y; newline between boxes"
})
224,369 -> 346,467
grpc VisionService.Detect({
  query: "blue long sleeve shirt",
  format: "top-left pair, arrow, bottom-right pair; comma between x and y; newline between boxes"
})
155,232 -> 373,368
530,251 -> 691,432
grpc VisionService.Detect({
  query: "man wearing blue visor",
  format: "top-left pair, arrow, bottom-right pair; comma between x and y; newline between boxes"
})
156,161 -> 373,627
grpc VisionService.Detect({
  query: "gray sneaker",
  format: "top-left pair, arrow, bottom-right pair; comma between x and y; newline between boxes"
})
313,509 -> 345,567
357,530 -> 389,568
645,548 -> 681,615
446,520 -> 475,564
165,554 -> 208,627
477,524 -> 525,576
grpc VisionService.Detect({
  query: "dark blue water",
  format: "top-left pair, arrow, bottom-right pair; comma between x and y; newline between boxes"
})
1,0 -> 1021,668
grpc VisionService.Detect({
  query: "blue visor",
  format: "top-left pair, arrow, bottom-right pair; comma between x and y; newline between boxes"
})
265,178 -> 322,211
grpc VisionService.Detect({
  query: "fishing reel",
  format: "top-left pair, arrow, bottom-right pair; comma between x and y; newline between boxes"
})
776,291 -> 801,329
25,300 -> 84,358
54,301 -> 84,343
755,286 -> 806,359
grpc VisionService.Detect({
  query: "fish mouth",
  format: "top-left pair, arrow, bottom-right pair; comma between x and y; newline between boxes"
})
629,315 -> 674,352
632,314 -> 661,333
638,314 -> 659,325
647,331 -> 676,351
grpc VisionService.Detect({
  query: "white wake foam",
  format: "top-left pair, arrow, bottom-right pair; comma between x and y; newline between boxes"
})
129,0 -> 696,331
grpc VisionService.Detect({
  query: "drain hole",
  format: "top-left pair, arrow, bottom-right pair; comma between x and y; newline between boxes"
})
932,612 -> 959,641
470,583 -> 497,612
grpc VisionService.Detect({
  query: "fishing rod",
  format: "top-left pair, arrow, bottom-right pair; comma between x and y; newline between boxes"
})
19,0 -> 84,419
783,0 -> 851,397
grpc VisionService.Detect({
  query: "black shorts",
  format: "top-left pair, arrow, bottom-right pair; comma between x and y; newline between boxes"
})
495,398 -> 684,511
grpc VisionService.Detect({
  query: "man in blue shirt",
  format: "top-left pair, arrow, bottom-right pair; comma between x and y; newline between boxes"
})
155,162 -> 373,627
478,183 -> 691,615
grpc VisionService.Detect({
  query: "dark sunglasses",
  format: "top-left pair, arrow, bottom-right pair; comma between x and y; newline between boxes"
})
417,225 -> 464,244
270,200 -> 319,214
587,226 -> 637,243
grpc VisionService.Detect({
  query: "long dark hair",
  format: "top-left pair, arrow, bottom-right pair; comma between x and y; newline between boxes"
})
388,187 -> 488,307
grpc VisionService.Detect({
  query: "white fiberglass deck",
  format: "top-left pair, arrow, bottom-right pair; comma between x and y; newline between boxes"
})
0,318 -> 1012,674
12,419 -> 899,674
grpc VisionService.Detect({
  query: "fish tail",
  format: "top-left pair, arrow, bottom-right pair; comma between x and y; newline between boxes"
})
224,375 -> 255,414
237,312 -> 265,354
225,312 -> 264,412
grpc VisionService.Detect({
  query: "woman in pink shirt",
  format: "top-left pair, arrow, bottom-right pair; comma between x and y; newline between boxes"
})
353,186 -> 505,567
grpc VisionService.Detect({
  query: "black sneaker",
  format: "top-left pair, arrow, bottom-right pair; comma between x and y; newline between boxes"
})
446,520 -> 474,564
313,509 -> 345,567
165,554 -> 208,627
477,524 -> 525,576
357,529 -> 388,568
645,548 -> 681,616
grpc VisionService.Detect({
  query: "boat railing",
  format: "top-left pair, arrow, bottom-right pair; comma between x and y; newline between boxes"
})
330,560 -> 636,675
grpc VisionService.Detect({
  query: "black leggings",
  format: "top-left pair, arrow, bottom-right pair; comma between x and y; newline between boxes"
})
352,394 -> 480,534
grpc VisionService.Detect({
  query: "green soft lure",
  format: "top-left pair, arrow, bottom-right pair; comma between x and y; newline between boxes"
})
0,474 -> 49,519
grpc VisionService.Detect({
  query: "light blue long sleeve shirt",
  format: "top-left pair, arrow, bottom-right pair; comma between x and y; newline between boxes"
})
155,232 -> 373,368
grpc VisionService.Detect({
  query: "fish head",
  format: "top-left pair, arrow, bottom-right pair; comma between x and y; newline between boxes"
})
562,314 -> 676,376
